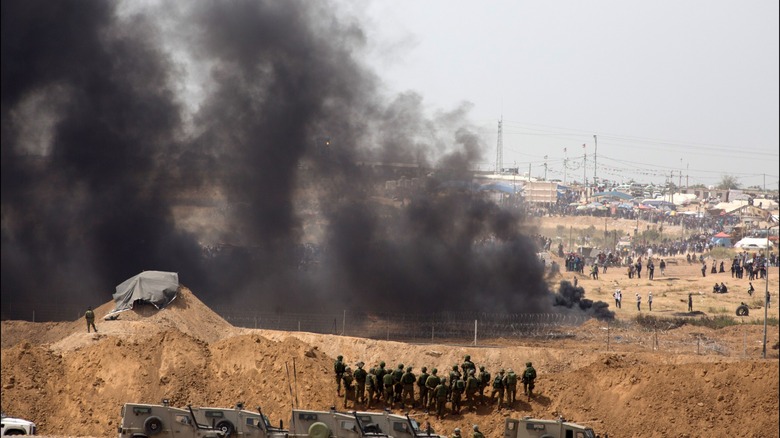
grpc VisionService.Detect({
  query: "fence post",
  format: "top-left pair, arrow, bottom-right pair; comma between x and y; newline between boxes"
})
473,319 -> 478,346
342,310 -> 346,336
431,323 -> 434,341
607,320 -> 610,351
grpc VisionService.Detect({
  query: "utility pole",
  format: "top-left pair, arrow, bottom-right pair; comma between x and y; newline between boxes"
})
544,155 -> 548,181
583,144 -> 587,201
593,134 -> 598,186
679,158 -> 682,189
496,118 -> 503,174
686,162 -> 689,190
763,227 -> 769,358
528,162 -> 532,182
563,147 -> 568,185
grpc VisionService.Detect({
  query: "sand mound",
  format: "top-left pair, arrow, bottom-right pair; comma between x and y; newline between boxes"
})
2,286 -> 778,438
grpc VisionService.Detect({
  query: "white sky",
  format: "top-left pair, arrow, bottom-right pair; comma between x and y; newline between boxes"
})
352,0 -> 779,189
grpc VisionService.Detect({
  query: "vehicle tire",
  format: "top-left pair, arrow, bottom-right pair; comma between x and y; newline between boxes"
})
216,420 -> 235,437
308,421 -> 330,438
144,416 -> 164,436
736,305 -> 749,316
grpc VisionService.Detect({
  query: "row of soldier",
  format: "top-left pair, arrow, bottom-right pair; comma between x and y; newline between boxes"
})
333,355 -> 536,418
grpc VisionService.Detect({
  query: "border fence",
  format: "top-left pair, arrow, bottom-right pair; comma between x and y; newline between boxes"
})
210,307 -> 591,343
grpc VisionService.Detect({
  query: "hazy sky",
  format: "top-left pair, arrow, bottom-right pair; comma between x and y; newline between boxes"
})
353,0 -> 779,189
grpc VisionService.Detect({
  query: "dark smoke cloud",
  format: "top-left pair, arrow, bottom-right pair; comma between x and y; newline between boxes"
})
1,0 -> 600,321
553,281 -> 615,320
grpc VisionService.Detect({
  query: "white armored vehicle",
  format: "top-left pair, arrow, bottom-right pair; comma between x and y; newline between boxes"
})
504,417 -> 598,438
1,414 -> 37,436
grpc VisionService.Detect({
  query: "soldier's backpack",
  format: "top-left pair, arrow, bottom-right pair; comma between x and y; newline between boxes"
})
454,379 -> 465,391
505,373 -> 517,385
334,361 -> 346,374
524,367 -> 536,381
417,373 -> 428,387
467,377 -> 479,390
481,371 -> 491,385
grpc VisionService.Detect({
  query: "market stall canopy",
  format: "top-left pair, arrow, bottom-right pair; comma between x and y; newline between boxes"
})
592,191 -> 634,201
106,271 -> 179,318
713,232 -> 731,238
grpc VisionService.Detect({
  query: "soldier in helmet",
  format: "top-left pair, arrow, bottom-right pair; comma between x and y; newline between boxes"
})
504,368 -> 518,406
375,361 -> 388,401
472,424 -> 484,438
334,355 -> 346,396
401,366 -> 416,408
522,362 -> 537,400
417,366 -> 430,408
85,306 -> 97,333
477,366 -> 490,405
448,364 -> 461,400
425,368 -> 441,412
461,354 -> 475,377
451,372 -> 466,414
465,368 -> 479,412
342,366 -> 354,408
490,369 -> 506,410
353,362 -> 368,405
433,376 -> 448,419
392,364 -> 405,403
382,367 -> 396,408
366,367 -> 378,409
452,428 -> 462,438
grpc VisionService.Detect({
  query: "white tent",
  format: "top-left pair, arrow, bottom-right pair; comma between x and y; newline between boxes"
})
733,237 -> 774,249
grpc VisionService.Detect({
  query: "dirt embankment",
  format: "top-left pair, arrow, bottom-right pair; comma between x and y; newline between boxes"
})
2,286 -> 779,438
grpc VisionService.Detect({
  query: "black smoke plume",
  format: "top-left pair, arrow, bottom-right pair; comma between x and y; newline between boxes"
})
553,281 -> 615,320
1,0 -> 600,320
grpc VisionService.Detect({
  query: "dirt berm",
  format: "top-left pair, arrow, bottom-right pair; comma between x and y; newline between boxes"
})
1,288 -> 778,438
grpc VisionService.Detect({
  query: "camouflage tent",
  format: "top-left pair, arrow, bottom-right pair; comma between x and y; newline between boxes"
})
106,271 -> 179,318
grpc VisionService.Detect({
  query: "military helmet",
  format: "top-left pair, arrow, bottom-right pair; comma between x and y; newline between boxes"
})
357,362 -> 364,368
432,368 -> 438,374
421,366 -> 427,372
398,363 -> 404,369
337,355 -> 343,360
452,365 -> 458,370
469,369 -> 475,375
464,355 -> 470,360
379,361 -> 385,367
454,428 -> 461,433
345,366 -> 351,372
526,362 -> 532,367
406,366 -> 412,372
473,425 -> 479,431
499,368 -> 505,373
508,368 -> 514,373
369,368 -> 376,374
479,365 -> 485,371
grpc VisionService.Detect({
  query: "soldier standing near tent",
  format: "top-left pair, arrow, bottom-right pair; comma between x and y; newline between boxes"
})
85,306 -> 97,333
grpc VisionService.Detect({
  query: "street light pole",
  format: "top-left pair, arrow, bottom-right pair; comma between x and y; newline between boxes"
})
593,134 -> 598,186
763,226 -> 770,358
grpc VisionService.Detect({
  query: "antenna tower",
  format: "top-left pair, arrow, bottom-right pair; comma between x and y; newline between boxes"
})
495,118 -> 503,174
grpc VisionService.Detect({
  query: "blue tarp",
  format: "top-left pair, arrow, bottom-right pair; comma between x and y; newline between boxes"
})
592,190 -> 634,201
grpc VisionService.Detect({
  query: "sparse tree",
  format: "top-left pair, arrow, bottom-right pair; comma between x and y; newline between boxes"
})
717,174 -> 740,190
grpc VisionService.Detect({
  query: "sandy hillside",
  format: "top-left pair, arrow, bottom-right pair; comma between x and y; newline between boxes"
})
2,216 -> 779,438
